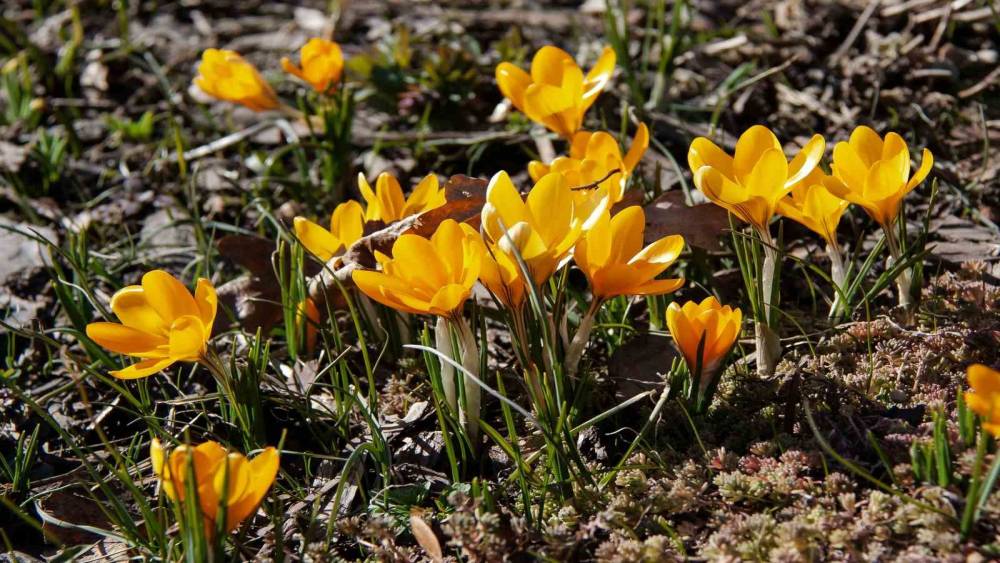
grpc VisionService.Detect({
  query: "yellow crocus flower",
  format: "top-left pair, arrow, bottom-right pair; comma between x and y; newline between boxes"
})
477,236 -> 528,310
827,125 -> 933,229
964,364 -> 1000,437
481,171 -> 604,288
666,297 -> 743,382
574,206 -> 685,300
293,200 -> 365,261
688,125 -> 826,233
496,45 -> 616,139
777,168 -> 850,247
351,219 -> 483,318
86,271 -> 217,379
194,49 -> 280,112
529,123 -> 649,204
281,38 -> 344,93
358,172 -> 447,224
150,438 -> 279,536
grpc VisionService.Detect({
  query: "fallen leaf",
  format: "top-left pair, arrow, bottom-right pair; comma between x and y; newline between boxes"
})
644,190 -> 729,249
309,175 -> 488,307
215,275 -> 283,335
608,333 -> 677,402
218,234 -> 276,275
36,491 -> 112,546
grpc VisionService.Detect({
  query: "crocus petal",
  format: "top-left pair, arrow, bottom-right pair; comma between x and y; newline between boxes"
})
358,173 -> 378,215
733,125 -> 782,184
630,277 -> 685,296
331,200 -> 365,248
905,148 -> 934,192
831,142 -> 869,195
688,137 -> 735,181
86,322 -> 167,357
525,173 -> 575,248
622,122 -> 649,173
785,134 -> 826,188
964,392 -> 993,418
373,173 -> 407,223
524,83 -> 575,122
168,315 -> 208,361
483,172 -> 530,241
110,286 -> 169,336
849,125 -> 884,166
351,270 -> 425,315
633,234 -> 685,265
527,160 -> 550,182
213,454 -> 252,527
142,270 -> 200,324
530,45 -> 574,86
295,216 -> 342,261
582,45 -> 616,107
402,173 -> 444,217
496,62 -> 531,112
111,357 -> 176,379
607,206 -> 645,263
745,148 -> 789,201
224,447 -> 279,533
430,284 -> 471,316
194,279 -> 217,331
969,364 -> 1000,395
280,58 -> 307,84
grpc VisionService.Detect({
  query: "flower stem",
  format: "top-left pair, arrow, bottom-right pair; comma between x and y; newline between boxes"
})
565,300 -> 600,379
434,317 -> 458,414
453,316 -> 481,447
755,227 -> 781,377
827,241 -> 847,319
883,225 -> 915,312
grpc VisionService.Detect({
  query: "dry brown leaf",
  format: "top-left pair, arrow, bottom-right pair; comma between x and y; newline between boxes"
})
644,190 -> 729,249
409,508 -> 443,562
36,490 -> 112,546
308,175 -> 488,307
217,234 -> 276,275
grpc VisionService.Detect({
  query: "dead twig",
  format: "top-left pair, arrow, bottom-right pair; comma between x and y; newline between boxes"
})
959,65 -> 1000,99
830,0 -> 881,65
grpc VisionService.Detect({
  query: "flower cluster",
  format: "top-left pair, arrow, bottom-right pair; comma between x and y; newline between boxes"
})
687,124 -> 934,375
194,38 -> 345,112
72,35 -> 956,557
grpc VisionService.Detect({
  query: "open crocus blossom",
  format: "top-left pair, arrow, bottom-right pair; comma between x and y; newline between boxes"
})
281,38 -> 344,93
194,49 -> 280,112
776,168 -> 850,247
150,438 -> 279,536
294,200 -> 365,261
529,123 -> 649,204
351,219 -> 483,318
667,297 -> 742,409
481,171 -> 604,287
574,207 -> 685,300
496,45 -> 616,139
85,270 -> 217,379
827,125 -> 933,229
964,364 -> 1000,437
688,126 -> 826,233
358,172 -> 447,224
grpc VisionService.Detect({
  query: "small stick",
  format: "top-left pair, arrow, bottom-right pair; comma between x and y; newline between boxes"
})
830,0 -> 880,65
